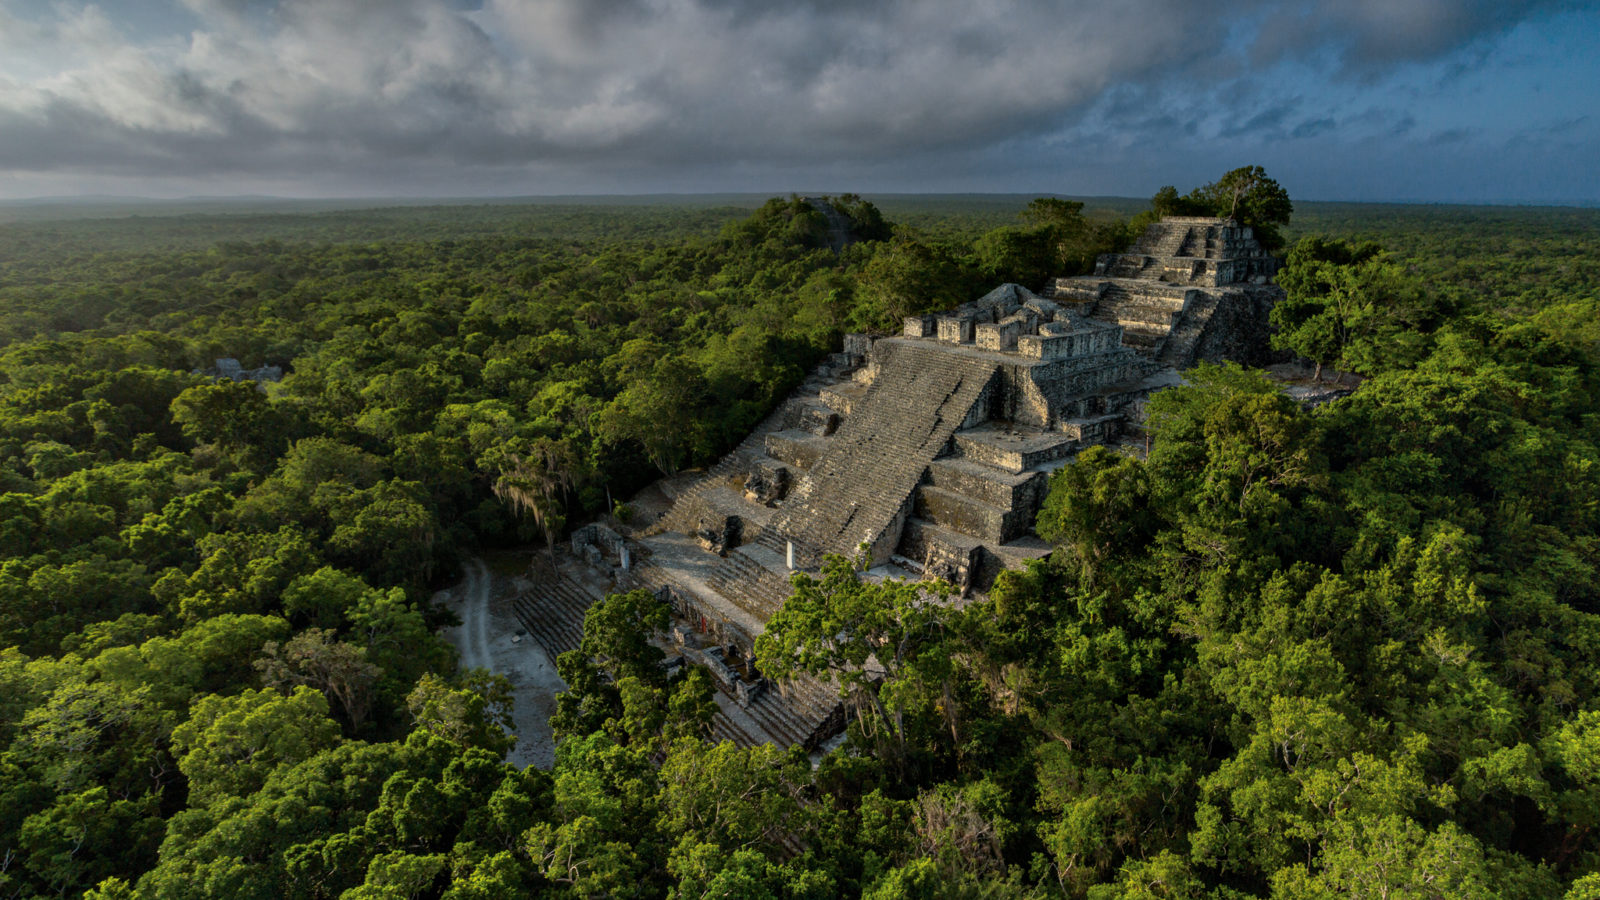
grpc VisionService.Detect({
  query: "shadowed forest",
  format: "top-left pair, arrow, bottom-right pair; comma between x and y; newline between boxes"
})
2,188 -> 1600,898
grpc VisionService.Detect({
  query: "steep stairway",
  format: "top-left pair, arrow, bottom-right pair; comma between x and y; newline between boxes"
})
512,576 -> 605,659
1090,282 -> 1186,356
768,341 -> 1000,566
708,671 -> 844,750
1156,291 -> 1220,369
705,544 -> 796,622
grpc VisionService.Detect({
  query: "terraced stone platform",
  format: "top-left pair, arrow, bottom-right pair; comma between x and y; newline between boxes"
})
1047,216 -> 1282,369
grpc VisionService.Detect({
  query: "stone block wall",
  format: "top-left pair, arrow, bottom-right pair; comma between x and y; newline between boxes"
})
765,432 -> 825,469
904,315 -> 936,338
914,486 -> 1025,544
925,459 -> 1049,512
976,318 -> 1022,351
897,519 -> 982,591
937,316 -> 976,344
842,332 -> 873,357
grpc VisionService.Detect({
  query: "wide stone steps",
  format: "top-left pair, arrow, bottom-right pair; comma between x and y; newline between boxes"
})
711,709 -> 764,747
898,516 -> 983,569
914,484 -> 1018,544
1132,225 -> 1188,257
512,576 -> 604,660
705,545 -> 795,622
752,673 -> 844,749
770,342 -> 1000,563
926,456 -> 1044,510
708,671 -> 844,751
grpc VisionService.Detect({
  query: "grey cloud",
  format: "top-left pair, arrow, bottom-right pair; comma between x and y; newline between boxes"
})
0,0 -> 1583,188
1290,117 -> 1335,139
1427,126 -> 1478,145
1222,101 -> 1300,139
1250,0 -> 1578,73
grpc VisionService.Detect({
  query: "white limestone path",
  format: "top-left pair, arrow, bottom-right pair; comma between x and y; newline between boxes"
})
438,556 -> 564,770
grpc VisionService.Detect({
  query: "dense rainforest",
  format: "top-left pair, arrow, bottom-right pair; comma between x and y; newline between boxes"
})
0,183 -> 1598,898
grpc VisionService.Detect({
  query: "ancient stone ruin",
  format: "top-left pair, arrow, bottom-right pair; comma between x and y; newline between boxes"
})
196,357 -> 285,383
514,215 -> 1285,751
1048,216 -> 1282,367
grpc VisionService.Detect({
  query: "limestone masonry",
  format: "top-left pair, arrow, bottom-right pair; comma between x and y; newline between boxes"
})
516,216 -> 1285,751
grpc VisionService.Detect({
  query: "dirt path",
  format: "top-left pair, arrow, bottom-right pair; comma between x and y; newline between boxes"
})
456,558 -> 491,670
439,556 -> 565,770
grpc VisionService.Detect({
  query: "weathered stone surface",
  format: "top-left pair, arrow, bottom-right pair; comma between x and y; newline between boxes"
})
734,677 -> 767,709
798,405 -> 839,437
898,519 -> 982,591
765,430 -> 826,470
695,515 -> 742,556
743,460 -> 790,505
198,357 -> 284,384
640,213 -> 1279,626
1046,216 -> 1286,368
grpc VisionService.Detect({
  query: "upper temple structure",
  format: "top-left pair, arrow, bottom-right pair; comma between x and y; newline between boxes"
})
515,215 -> 1286,750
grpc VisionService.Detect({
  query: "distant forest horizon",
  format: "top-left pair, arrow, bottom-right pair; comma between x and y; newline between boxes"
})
3,192 -> 1598,225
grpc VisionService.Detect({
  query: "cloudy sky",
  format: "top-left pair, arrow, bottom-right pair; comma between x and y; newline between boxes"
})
0,0 -> 1595,203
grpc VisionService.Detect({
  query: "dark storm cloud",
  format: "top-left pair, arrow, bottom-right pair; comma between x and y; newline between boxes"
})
1221,101 -> 1301,140
1249,0 -> 1578,71
0,0 -> 1587,191
1290,118 -> 1336,140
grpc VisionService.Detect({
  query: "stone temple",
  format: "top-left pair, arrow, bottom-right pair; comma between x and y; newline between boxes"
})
515,216 -> 1285,749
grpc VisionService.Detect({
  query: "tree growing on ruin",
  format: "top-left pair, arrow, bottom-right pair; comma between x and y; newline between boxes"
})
1189,165 -> 1293,248
1134,167 -> 1294,249
755,555 -> 957,771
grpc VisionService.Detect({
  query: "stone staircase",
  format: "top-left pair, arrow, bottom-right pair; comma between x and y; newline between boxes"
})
926,456 -> 1049,510
769,342 -> 1000,566
709,672 -> 844,750
705,544 -> 796,622
648,373 -> 854,538
1089,282 -> 1186,356
1157,291 -> 1220,369
512,576 -> 605,659
891,429 -> 1066,588
913,484 -> 1019,544
1095,223 -> 1193,280
1134,222 -> 1190,257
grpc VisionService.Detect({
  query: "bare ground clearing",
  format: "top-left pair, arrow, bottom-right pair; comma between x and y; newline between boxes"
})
437,556 -> 566,770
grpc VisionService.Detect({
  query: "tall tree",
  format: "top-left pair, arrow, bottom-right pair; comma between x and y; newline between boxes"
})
490,436 -> 575,569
